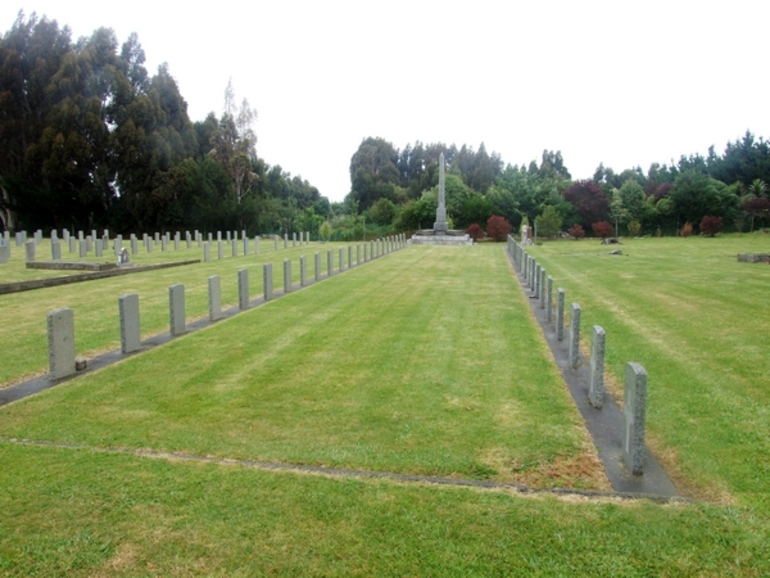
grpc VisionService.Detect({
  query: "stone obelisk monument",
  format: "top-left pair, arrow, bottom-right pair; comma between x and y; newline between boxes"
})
433,152 -> 449,234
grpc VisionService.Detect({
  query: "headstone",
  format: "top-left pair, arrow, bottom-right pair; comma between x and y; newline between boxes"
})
78,230 -> 84,241
589,326 -> 606,409
539,268 -> 547,308
292,232 -> 296,247
254,236 -> 260,254
226,231 -> 231,242
25,240 -> 35,262
243,236 -> 249,255
95,239 -> 103,257
624,362 -> 648,475
364,243 -> 368,262
348,245 -> 353,268
86,235 -> 92,252
62,230 -> 69,243
356,244 -> 361,265
569,303 -> 581,369
51,230 -> 58,243
283,234 -> 288,250
161,235 -> 168,251
327,250 -> 333,276
557,288 -> 565,341
315,252 -> 321,282
300,255 -> 307,287
203,242 -> 211,262
15,232 -> 22,246
186,231 -> 191,249
263,263 -> 273,301
208,232 -> 213,242
208,275 -> 222,321
238,269 -> 249,310
174,232 -> 180,251
47,308 -> 76,380
131,235 -> 138,255
546,275 -> 553,322
339,248 -> 345,271
119,293 -> 141,354
232,239 -> 237,257
218,240 -> 223,260
433,152 -> 448,234
69,237 -> 76,254
119,247 -> 130,264
274,236 -> 279,251
283,259 -> 292,293
169,284 -> 185,336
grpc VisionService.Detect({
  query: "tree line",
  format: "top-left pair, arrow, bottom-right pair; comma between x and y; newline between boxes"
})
347,132 -> 770,238
0,13 -> 330,236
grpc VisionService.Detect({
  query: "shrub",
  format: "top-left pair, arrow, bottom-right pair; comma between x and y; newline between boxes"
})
699,215 -> 723,237
486,215 -> 512,241
627,220 -> 642,236
680,222 -> 693,237
567,223 -> 585,239
591,221 -> 613,238
465,223 -> 484,241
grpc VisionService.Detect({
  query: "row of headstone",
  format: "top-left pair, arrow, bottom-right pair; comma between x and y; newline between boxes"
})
507,235 -> 648,476
43,233 -> 410,383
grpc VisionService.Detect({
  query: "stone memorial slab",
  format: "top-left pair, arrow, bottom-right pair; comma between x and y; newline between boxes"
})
315,252 -> 321,282
283,259 -> 292,293
95,239 -> 103,257
169,284 -> 185,336
203,242 -> 211,262
25,240 -> 35,262
300,255 -> 307,287
624,362 -> 648,475
589,325 -> 606,408
238,269 -> 249,310
47,308 -> 76,380
569,303 -> 581,369
208,275 -> 222,321
327,250 -> 333,276
119,293 -> 141,354
218,240 -> 224,260
339,248 -> 345,271
557,288 -> 565,341
263,263 -> 273,301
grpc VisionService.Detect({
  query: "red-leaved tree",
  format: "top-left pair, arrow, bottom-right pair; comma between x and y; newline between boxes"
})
562,180 -> 610,230
592,221 -> 613,238
486,215 -> 512,241
567,223 -> 585,239
465,223 -> 484,241
699,215 -> 723,237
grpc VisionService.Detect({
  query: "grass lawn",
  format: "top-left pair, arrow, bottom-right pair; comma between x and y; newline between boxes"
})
1,241 -> 769,575
0,240 -> 352,386
527,233 -> 770,508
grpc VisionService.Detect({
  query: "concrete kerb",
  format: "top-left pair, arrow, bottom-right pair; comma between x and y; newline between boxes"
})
504,242 -> 680,499
0,239 -> 409,408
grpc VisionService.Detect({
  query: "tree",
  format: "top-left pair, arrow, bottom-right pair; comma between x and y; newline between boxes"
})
567,223 -> 585,239
699,215 -> 723,237
465,223 -> 484,241
209,79 -> 258,207
349,137 -> 400,210
592,221 -> 613,238
627,220 -> 642,236
562,180 -> 609,230
608,189 -> 627,237
319,220 -> 332,241
535,205 -> 562,238
486,215 -> 511,241
740,179 -> 769,231
669,171 -> 735,230
369,197 -> 396,225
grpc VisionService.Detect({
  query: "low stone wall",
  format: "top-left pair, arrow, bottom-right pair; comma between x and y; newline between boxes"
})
0,259 -> 200,295
410,234 -> 473,246
737,253 -> 770,263
27,261 -> 119,271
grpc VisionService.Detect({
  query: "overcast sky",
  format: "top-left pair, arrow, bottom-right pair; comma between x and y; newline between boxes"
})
3,1 -> 769,202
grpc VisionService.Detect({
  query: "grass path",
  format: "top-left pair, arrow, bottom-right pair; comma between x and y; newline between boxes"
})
0,245 -> 599,486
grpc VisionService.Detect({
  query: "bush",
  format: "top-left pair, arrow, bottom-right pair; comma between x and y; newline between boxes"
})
486,215 -> 512,241
680,222 -> 693,237
567,223 -> 585,239
699,215 -> 723,237
465,223 -> 484,241
591,221 -> 613,238
627,220 -> 642,236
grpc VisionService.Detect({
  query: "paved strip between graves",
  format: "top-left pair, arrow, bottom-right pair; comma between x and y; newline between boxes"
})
0,436 -> 689,504
505,249 -> 681,498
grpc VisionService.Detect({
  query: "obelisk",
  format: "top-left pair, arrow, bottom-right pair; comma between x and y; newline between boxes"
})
433,152 -> 448,234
